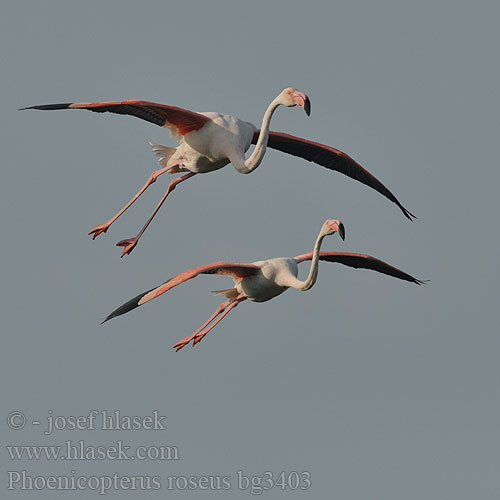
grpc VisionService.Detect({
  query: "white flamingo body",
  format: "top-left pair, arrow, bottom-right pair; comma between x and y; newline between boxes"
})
102,219 -> 424,351
237,257 -> 299,302
166,112 -> 256,174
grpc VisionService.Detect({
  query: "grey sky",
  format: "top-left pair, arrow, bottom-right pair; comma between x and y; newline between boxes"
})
1,0 -> 499,498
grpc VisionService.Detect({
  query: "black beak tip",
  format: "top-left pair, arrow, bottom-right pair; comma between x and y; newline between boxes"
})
339,223 -> 345,240
304,98 -> 311,116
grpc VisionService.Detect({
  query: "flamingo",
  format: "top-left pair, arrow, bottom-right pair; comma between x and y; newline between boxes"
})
21,89 -> 414,257
102,219 -> 424,351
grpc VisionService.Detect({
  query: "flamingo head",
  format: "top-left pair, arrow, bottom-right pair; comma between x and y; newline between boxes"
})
322,219 -> 345,240
280,87 -> 311,116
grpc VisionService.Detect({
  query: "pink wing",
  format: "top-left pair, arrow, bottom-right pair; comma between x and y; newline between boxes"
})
102,261 -> 260,323
20,100 -> 211,137
253,130 -> 415,220
294,251 -> 425,284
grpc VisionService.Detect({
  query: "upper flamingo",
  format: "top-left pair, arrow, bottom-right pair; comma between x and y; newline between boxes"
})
102,219 -> 424,351
21,88 -> 414,257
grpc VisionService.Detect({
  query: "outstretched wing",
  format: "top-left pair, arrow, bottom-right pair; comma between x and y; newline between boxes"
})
294,251 -> 425,284
253,130 -> 415,220
102,261 -> 260,323
20,100 -> 211,138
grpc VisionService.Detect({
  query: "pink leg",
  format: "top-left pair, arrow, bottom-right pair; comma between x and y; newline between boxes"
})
116,171 -> 197,257
88,161 -> 182,239
173,294 -> 246,351
172,298 -> 233,351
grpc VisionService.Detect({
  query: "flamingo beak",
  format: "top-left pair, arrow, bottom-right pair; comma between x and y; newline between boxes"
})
292,91 -> 311,116
328,220 -> 345,240
338,222 -> 345,240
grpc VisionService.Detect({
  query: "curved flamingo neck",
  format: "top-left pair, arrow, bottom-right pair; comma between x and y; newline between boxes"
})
241,97 -> 281,173
292,228 -> 328,291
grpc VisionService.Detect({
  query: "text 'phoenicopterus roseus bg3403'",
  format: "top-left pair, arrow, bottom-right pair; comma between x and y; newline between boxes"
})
102,219 -> 424,351
21,89 -> 415,257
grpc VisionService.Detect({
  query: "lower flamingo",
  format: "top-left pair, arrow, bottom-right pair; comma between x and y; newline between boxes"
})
102,219 -> 424,351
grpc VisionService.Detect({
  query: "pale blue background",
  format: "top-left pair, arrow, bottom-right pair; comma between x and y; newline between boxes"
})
1,0 -> 499,498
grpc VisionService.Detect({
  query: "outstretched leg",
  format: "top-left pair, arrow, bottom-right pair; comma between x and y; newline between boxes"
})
116,171 -> 197,257
172,298 -> 233,351
173,293 -> 246,351
88,160 -> 183,239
